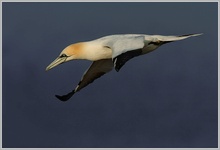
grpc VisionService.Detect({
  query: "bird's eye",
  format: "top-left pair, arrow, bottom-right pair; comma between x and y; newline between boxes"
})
60,54 -> 67,58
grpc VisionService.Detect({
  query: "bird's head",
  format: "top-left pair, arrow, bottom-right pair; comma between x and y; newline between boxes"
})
46,43 -> 85,71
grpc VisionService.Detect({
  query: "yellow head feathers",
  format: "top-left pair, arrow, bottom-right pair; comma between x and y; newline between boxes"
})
61,42 -> 85,57
46,42 -> 85,71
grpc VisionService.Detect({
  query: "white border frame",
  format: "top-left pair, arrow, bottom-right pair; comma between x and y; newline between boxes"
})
1,1 -> 219,150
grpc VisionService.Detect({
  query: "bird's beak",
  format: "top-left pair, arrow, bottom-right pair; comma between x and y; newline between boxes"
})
46,57 -> 66,71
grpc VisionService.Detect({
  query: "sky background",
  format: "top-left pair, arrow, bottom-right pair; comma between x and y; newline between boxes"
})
2,2 -> 218,148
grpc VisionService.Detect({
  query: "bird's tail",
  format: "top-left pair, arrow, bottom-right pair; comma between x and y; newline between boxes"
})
152,33 -> 203,42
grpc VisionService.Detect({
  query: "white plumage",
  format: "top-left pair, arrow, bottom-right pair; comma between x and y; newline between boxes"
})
46,33 -> 202,101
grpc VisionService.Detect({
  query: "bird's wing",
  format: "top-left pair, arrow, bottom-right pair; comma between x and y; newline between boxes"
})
55,59 -> 113,101
107,33 -> 202,71
106,35 -> 145,72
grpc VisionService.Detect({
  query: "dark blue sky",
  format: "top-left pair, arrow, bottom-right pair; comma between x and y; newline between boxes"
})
3,2 -> 218,148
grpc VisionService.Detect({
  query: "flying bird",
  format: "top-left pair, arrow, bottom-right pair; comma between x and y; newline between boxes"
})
46,33 -> 202,101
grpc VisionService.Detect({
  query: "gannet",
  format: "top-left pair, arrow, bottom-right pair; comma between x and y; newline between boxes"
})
46,33 -> 202,101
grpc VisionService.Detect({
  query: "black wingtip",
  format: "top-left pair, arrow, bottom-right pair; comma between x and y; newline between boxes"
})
55,91 -> 75,102
113,49 -> 142,72
55,95 -> 69,101
113,57 -> 124,72
115,67 -> 121,72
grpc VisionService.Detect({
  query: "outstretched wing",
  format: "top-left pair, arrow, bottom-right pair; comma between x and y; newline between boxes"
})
105,35 -> 145,71
56,59 -> 113,101
105,33 -> 202,71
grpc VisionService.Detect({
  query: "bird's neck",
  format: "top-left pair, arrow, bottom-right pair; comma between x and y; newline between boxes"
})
79,41 -> 112,61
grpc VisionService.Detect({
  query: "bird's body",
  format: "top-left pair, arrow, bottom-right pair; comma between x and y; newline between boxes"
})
46,33 -> 202,101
